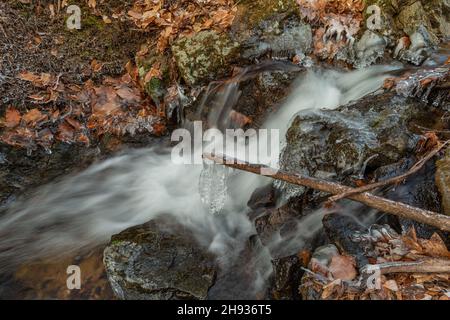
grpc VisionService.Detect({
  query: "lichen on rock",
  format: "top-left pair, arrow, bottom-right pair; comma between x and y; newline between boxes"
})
171,30 -> 240,86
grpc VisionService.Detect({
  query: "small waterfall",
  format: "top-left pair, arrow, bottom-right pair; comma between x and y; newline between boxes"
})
0,63 -> 398,295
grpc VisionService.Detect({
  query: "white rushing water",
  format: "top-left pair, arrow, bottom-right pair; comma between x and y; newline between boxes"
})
0,64 -> 397,294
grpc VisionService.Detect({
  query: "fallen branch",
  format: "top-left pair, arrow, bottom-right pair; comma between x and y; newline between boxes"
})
203,153 -> 450,232
362,259 -> 450,275
327,140 -> 449,204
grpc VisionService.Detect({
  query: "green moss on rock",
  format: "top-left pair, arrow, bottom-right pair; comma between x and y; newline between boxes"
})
171,30 -> 240,86
237,0 -> 299,29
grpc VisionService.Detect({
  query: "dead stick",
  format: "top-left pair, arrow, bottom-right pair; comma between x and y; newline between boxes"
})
203,154 -> 450,232
363,259 -> 450,275
327,140 -> 450,203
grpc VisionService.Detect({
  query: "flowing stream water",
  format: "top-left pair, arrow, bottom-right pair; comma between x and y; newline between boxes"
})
0,63 -> 398,298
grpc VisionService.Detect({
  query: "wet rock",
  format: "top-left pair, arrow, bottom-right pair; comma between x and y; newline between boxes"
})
240,21 -> 312,61
373,157 -> 449,244
269,254 -> 304,300
354,30 -> 387,68
424,0 -> 450,39
398,27 -> 437,66
310,244 -> 340,268
254,205 -> 299,246
436,148 -> 450,215
247,183 -> 276,210
364,0 -> 448,41
171,30 -> 240,86
277,93 -> 428,200
103,217 -> 217,300
396,2 -> 441,43
322,213 -> 370,269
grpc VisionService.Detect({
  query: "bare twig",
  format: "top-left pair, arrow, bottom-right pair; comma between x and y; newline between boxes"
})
203,153 -> 450,232
362,259 -> 450,275
327,140 -> 450,204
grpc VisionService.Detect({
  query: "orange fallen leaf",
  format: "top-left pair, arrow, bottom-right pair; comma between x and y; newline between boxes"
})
91,60 -> 104,73
88,0 -> 96,9
23,109 -> 47,124
144,62 -> 162,82
18,71 -> 52,87
56,122 -> 75,143
5,107 -> 21,128
65,117 -> 82,131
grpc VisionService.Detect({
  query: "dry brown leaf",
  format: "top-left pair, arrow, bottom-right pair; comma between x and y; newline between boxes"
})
144,62 -> 162,82
116,86 -> 141,103
18,71 -> 53,87
383,280 -> 399,292
329,255 -> 357,281
56,122 -> 75,143
65,117 -> 82,131
88,0 -> 96,9
420,233 -> 450,258
91,60 -> 104,73
229,110 -> 251,127
5,107 -> 21,128
23,109 -> 47,124
102,16 -> 112,24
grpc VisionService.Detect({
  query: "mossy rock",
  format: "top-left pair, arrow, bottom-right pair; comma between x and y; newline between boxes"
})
236,0 -> 299,30
136,46 -> 170,104
171,30 -> 240,86
363,0 -> 448,41
436,149 -> 450,215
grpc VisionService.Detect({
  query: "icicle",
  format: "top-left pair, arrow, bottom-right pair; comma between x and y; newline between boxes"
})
198,162 -> 229,215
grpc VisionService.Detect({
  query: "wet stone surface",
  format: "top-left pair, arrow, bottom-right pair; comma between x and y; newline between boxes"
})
103,217 -> 217,300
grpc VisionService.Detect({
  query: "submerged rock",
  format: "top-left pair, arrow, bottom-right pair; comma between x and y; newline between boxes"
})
103,217 -> 217,300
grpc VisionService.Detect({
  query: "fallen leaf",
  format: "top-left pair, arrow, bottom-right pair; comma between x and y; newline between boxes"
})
229,110 -> 251,127
144,62 -> 162,82
420,233 -> 450,258
5,107 -> 21,128
56,122 -> 75,143
102,16 -> 112,24
116,86 -> 141,103
383,280 -> 399,292
329,255 -> 357,281
88,0 -> 96,9
23,109 -> 47,124
65,117 -> 82,130
91,60 -> 104,73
